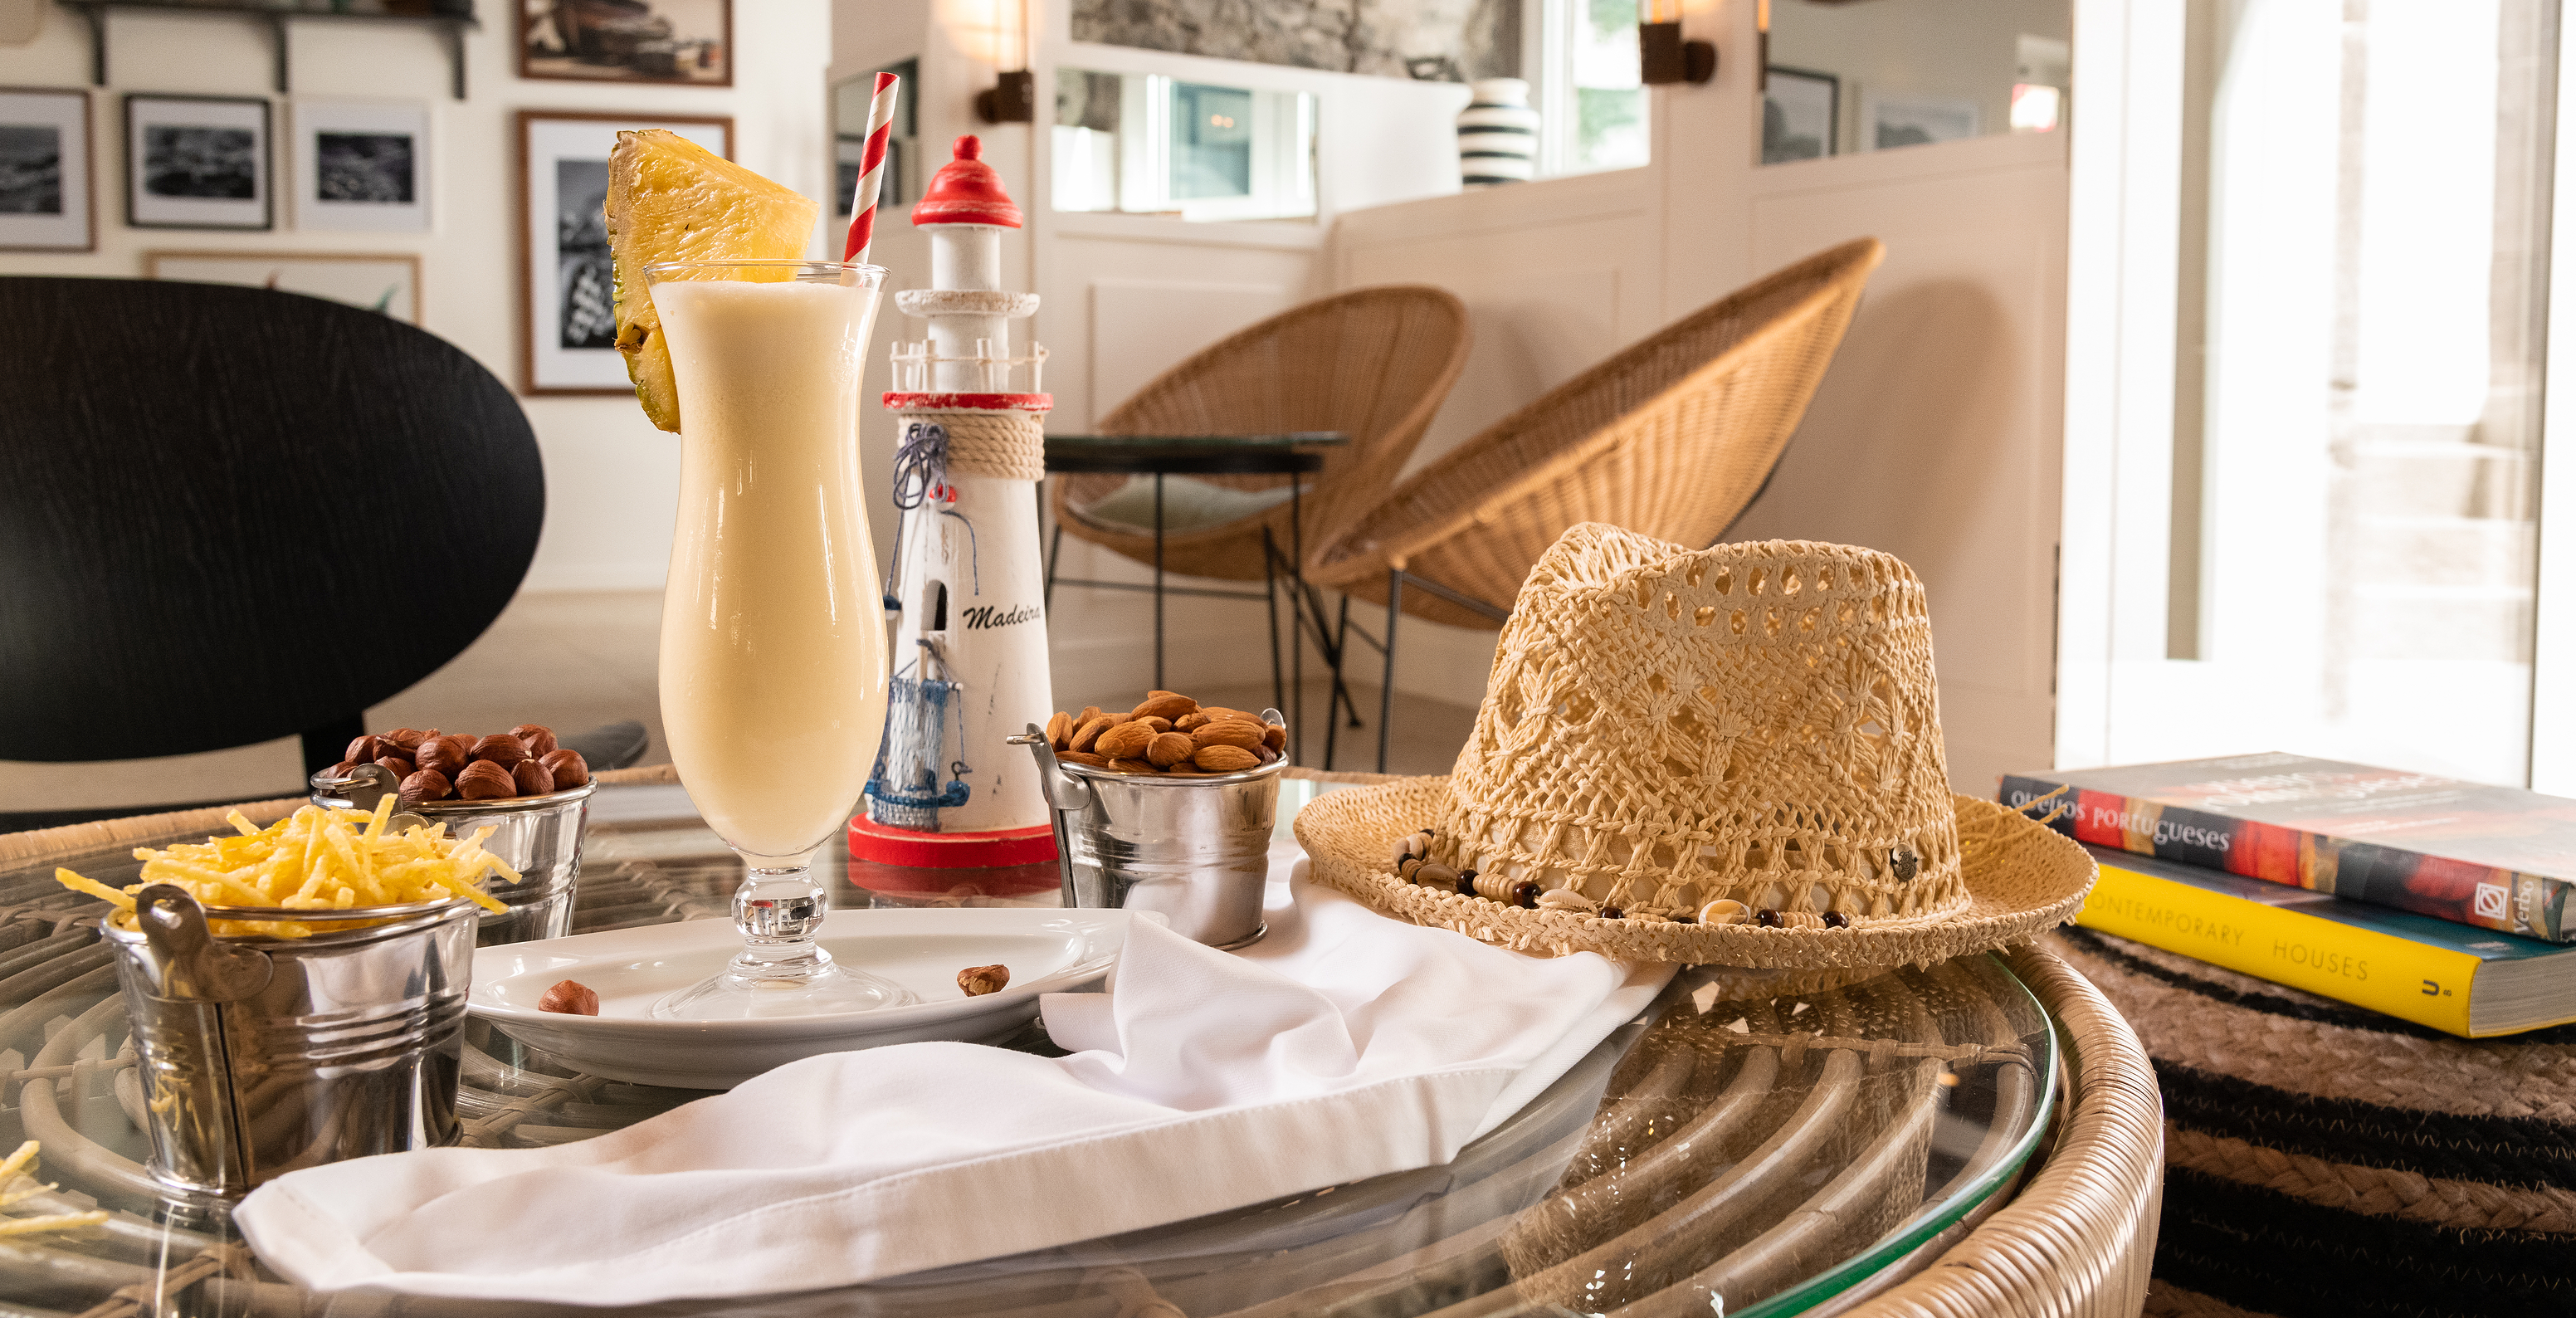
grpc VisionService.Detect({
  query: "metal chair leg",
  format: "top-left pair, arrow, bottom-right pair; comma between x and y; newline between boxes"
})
1262,527 -> 1286,721
1379,569 -> 1401,774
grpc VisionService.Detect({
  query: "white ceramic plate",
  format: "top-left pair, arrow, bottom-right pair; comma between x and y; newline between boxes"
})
468,908 -> 1140,1089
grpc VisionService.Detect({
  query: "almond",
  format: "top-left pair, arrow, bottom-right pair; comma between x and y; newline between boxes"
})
1192,721 -> 1264,752
1263,722 -> 1286,750
1045,710 -> 1074,749
1069,715 -> 1118,753
1132,692 -> 1198,721
1202,707 -> 1261,724
1175,710 -> 1214,732
1107,757 -> 1159,774
1077,705 -> 1102,725
1136,715 -> 1173,734
1058,749 -> 1110,766
1146,730 -> 1197,768
1193,744 -> 1260,773
1095,721 -> 1158,759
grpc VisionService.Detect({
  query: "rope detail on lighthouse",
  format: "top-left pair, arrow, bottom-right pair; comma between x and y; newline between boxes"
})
910,410 -> 1046,481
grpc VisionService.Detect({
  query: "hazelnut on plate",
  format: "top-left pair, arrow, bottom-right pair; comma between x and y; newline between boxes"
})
957,964 -> 1010,996
538,980 -> 599,1015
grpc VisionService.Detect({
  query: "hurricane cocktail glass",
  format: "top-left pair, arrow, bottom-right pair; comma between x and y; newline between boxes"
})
646,259 -> 915,1020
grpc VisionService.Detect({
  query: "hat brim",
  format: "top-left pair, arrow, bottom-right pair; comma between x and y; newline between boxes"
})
1295,777 -> 2096,969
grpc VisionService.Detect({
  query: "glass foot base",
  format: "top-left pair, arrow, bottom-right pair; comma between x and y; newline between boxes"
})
651,950 -> 920,1021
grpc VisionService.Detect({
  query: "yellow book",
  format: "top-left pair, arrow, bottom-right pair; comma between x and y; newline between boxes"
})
2073,845 -> 2576,1037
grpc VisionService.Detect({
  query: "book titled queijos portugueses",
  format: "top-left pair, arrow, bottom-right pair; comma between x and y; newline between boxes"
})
2002,752 -> 2576,945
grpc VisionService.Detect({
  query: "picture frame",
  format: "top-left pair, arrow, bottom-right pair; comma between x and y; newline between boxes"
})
520,0 -> 732,88
1762,67 -> 1838,164
125,93 -> 271,231
517,109 -> 732,395
146,250 -> 422,324
1862,91 -> 1981,153
292,98 -> 431,233
0,86 -> 93,251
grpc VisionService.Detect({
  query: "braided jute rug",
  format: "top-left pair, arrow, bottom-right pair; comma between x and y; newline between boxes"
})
2050,927 -> 2576,1318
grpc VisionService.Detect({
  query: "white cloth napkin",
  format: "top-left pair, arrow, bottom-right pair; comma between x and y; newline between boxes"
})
237,847 -> 1672,1305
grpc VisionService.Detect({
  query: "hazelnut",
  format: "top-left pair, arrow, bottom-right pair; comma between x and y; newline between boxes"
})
957,964 -> 1010,997
540,748 -> 590,788
416,735 -> 471,778
512,723 -> 559,757
514,759 -> 556,796
373,754 -> 417,779
325,759 -> 359,780
399,769 -> 453,803
381,727 -> 428,751
344,734 -> 382,764
537,979 -> 599,1015
455,760 -> 516,800
470,734 -> 530,769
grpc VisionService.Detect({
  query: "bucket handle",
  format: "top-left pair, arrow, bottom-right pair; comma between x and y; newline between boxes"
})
134,885 -> 275,1003
1007,725 -> 1094,909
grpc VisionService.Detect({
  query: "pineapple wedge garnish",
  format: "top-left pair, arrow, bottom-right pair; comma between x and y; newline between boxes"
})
604,131 -> 819,432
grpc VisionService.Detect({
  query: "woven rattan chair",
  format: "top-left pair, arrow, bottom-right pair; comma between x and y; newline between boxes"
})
1305,239 -> 1882,769
1047,285 -> 1471,583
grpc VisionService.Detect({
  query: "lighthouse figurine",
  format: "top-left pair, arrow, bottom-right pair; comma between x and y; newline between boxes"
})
851,136 -> 1060,896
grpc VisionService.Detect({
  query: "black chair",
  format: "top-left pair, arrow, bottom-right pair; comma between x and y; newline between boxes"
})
0,276 -> 635,829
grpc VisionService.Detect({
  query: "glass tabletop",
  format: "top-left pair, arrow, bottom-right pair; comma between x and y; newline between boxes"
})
0,779 -> 2056,1316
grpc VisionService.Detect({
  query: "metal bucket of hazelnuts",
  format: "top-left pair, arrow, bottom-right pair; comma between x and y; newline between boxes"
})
310,724 -> 595,947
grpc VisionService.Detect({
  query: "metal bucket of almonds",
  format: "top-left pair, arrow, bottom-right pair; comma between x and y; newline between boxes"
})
310,725 -> 596,947
1011,692 -> 1289,949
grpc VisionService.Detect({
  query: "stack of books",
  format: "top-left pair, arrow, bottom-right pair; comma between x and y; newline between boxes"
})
2003,752 -> 2576,1037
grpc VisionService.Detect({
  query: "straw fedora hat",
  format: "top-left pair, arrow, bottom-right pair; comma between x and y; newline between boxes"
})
1295,524 -> 2094,971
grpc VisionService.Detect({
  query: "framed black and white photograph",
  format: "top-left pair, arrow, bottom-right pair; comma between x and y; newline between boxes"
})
1862,91 -> 1981,153
1762,67 -> 1837,164
126,94 -> 270,230
517,109 -> 730,394
147,250 -> 422,324
293,99 -> 429,232
520,0 -> 732,88
0,86 -> 93,251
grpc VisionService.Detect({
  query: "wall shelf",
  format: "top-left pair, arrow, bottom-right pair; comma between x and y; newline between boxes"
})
58,2 -> 481,100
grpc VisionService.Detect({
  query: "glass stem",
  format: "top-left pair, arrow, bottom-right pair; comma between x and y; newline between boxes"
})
730,865 -> 832,979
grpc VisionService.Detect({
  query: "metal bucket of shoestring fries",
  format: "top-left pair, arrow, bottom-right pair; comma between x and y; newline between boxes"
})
57,797 -> 515,1196
310,741 -> 595,948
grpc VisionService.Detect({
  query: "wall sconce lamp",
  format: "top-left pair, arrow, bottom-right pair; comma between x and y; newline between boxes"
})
1639,1 -> 1715,85
973,0 -> 1036,123
977,71 -> 1036,123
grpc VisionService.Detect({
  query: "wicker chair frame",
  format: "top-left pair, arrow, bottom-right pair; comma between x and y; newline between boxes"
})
1307,239 -> 1884,622
1046,285 -> 1471,583
1300,238 -> 1883,769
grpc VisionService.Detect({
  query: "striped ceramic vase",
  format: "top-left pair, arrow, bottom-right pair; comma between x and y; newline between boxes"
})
1458,78 -> 1539,188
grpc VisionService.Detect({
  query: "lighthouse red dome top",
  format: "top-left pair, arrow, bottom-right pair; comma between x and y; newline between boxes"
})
912,136 -> 1022,229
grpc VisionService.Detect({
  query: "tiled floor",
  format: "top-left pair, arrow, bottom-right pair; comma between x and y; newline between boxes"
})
1,592 -> 1477,815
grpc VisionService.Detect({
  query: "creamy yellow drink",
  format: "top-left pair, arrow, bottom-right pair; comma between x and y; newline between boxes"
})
653,275 -> 886,863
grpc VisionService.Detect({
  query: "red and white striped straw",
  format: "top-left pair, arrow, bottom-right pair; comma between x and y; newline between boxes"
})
842,71 -> 900,264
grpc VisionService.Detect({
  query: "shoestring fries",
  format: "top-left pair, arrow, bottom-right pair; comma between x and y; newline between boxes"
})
0,1141 -> 109,1237
53,798 -> 515,938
